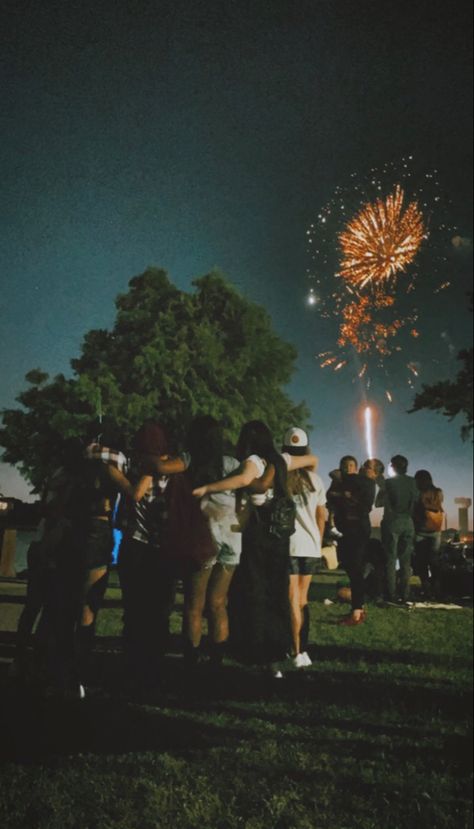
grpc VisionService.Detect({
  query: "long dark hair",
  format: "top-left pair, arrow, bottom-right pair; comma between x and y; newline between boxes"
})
282,436 -> 314,501
186,415 -> 224,488
236,420 -> 287,494
414,469 -> 434,491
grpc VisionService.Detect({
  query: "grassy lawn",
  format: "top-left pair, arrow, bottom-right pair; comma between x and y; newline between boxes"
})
0,573 -> 472,829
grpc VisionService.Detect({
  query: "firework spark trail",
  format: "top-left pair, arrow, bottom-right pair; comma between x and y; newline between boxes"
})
364,406 -> 374,459
338,186 -> 426,290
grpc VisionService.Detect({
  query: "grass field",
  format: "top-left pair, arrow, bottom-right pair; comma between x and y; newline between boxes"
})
0,573 -> 472,829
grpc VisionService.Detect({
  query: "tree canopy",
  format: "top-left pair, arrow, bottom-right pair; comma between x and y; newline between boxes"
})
0,269 -> 309,491
409,346 -> 473,440
409,293 -> 473,440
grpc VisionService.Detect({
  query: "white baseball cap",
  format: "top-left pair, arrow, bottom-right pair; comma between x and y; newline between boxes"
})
283,427 -> 309,449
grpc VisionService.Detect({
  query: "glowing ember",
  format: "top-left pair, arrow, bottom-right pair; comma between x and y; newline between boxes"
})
337,294 -> 405,355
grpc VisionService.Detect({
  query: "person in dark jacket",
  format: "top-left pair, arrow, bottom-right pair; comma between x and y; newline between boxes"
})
376,455 -> 418,603
327,456 -> 375,626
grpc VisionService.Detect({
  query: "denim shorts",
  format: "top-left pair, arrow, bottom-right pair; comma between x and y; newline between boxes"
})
289,556 -> 320,576
202,543 -> 240,570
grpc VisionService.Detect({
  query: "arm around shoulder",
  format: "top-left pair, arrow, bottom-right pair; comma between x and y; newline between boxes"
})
192,458 -> 261,498
286,453 -> 318,472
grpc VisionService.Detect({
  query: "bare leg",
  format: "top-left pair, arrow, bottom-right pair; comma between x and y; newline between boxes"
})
289,576 -> 302,655
289,574 -> 313,654
183,565 -> 213,648
81,567 -> 108,627
207,564 -> 236,644
298,575 -> 313,649
78,566 -> 108,686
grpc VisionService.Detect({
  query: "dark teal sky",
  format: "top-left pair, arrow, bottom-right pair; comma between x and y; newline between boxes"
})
0,0 -> 472,525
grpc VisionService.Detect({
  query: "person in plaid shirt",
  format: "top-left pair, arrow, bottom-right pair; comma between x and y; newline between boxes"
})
72,434 -> 149,696
117,421 -> 177,689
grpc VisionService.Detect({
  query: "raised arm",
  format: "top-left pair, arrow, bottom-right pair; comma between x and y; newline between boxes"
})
106,465 -> 153,502
286,453 -> 318,472
192,458 -> 261,498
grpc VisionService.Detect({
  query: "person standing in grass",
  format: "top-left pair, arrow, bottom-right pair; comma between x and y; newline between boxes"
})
192,420 -> 318,673
68,427 -> 155,697
151,416 -> 242,667
282,427 -> 326,668
117,421 -> 179,689
413,469 -> 444,599
179,416 -> 243,666
326,456 -> 375,626
376,455 -> 418,604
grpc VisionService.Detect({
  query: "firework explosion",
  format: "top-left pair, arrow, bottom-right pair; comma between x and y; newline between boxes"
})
306,158 -> 455,397
338,185 -> 426,290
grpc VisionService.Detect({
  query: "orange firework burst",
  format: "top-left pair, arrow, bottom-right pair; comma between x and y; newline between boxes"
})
337,294 -> 406,355
338,185 -> 426,289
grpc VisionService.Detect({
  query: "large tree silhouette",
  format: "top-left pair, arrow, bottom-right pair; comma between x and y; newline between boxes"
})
0,269 -> 309,490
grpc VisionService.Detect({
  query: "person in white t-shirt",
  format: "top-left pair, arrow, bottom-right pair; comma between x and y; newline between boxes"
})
192,420 -> 318,673
179,416 -> 242,666
283,428 -> 326,668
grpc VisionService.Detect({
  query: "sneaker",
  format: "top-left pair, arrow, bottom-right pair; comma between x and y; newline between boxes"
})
300,651 -> 312,667
293,653 -> 310,669
78,684 -> 86,700
273,670 -> 284,679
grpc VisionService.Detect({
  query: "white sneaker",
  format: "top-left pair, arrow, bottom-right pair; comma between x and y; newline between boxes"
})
273,670 -> 284,679
293,653 -> 308,669
78,684 -> 86,700
300,651 -> 312,667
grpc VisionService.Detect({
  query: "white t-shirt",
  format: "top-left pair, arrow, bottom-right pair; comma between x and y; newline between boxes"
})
182,452 -> 241,555
289,471 -> 326,558
245,452 -> 292,506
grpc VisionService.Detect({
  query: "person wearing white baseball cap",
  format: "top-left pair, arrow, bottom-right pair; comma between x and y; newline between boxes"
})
282,428 -> 326,668
192,420 -> 318,674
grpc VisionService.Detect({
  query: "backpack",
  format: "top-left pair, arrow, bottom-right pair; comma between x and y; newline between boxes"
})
266,458 -> 296,540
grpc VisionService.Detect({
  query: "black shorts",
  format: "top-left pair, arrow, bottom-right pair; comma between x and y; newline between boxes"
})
80,519 -> 114,571
289,556 -> 319,576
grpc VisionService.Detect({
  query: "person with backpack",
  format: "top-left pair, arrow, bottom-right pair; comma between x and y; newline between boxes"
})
413,469 -> 444,599
282,428 -> 326,668
192,420 -> 317,673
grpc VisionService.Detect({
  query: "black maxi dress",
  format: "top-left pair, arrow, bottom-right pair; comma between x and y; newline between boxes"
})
229,457 -> 292,664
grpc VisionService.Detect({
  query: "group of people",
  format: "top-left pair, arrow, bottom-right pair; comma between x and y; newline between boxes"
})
11,415 -> 444,695
327,453 -> 444,627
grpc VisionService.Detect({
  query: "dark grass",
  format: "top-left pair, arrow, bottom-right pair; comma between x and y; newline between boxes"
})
0,574 -> 472,829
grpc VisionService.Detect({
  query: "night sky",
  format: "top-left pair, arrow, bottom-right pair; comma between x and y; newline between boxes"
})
0,0 -> 472,526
